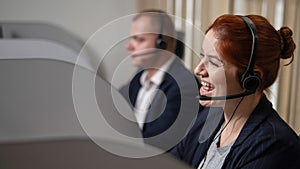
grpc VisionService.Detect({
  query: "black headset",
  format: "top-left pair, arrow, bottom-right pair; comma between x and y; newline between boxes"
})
155,12 -> 168,50
237,15 -> 262,92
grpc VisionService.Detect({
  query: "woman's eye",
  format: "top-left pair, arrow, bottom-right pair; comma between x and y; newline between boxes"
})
209,61 -> 219,67
199,52 -> 223,67
209,58 -> 223,67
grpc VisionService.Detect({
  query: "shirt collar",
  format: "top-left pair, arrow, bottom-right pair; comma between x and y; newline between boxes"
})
140,55 -> 176,87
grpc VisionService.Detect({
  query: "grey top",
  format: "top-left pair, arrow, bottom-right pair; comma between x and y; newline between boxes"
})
198,129 -> 235,169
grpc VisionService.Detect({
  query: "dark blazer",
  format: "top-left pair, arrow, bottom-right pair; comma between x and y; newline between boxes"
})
120,57 -> 201,150
171,95 -> 300,169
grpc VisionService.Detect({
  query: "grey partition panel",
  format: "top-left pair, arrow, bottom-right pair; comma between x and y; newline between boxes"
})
0,138 -> 192,169
0,39 -> 94,71
0,59 -> 140,142
0,22 -> 83,53
0,22 -> 95,71
0,59 -> 191,169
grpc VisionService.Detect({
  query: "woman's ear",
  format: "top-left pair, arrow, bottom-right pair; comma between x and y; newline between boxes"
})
253,68 -> 263,91
253,68 -> 263,79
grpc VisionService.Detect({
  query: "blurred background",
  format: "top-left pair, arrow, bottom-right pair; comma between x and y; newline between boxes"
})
0,0 -> 299,135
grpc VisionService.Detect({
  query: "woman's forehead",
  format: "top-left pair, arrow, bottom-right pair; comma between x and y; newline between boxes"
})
203,30 -> 219,55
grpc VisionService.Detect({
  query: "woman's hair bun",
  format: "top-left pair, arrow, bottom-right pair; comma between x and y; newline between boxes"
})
278,26 -> 296,61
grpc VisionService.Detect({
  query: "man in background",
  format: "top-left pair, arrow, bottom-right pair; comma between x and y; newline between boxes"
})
120,9 -> 200,150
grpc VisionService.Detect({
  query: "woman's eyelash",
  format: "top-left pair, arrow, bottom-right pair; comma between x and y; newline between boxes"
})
200,52 -> 223,67
209,60 -> 220,67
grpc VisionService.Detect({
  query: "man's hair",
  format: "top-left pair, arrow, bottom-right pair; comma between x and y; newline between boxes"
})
133,9 -> 176,44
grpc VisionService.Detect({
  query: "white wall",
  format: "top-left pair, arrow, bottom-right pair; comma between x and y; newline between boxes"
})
0,0 -> 136,41
0,0 -> 138,88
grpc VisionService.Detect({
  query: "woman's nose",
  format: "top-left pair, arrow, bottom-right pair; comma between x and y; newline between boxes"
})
194,59 -> 207,77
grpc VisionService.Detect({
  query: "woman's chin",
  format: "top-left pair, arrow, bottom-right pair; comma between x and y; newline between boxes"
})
199,95 -> 226,108
199,99 -> 212,107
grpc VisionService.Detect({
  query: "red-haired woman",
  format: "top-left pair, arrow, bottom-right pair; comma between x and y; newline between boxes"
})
171,14 -> 300,169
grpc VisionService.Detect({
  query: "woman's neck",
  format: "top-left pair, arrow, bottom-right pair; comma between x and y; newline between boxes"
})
219,92 -> 262,147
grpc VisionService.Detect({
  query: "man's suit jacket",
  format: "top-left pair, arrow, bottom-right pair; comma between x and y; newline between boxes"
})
120,57 -> 201,150
171,95 -> 300,169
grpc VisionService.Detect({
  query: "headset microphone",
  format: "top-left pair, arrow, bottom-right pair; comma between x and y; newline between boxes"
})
131,49 -> 161,57
197,90 -> 255,100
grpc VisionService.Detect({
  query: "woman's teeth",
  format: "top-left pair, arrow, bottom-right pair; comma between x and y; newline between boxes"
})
201,81 -> 214,91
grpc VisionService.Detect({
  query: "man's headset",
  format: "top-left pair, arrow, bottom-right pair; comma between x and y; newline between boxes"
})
155,12 -> 168,50
199,15 -> 262,100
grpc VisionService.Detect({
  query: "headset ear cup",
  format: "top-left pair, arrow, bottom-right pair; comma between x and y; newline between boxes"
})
241,73 -> 261,92
156,38 -> 167,50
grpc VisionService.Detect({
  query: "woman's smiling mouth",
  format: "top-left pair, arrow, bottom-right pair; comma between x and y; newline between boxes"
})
200,80 -> 215,96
